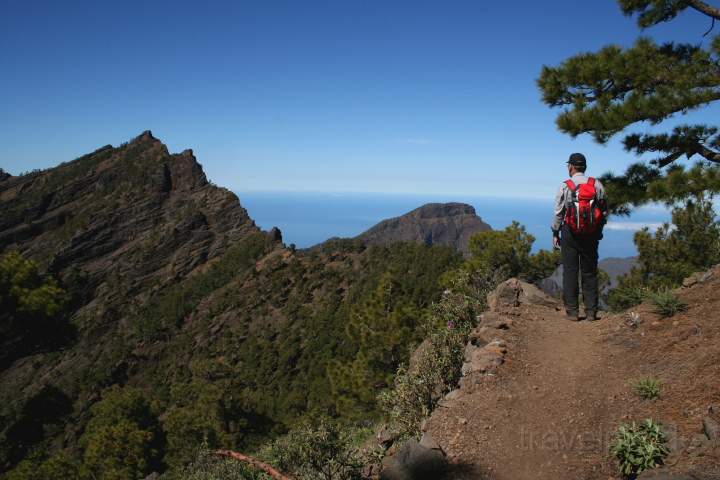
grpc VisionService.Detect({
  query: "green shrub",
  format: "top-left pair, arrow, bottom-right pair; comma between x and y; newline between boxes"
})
633,377 -> 661,400
267,417 -> 364,480
0,250 -> 68,323
610,195 -> 720,312
610,418 -> 669,477
608,281 -> 650,312
180,441 -> 266,480
378,267 -> 491,439
3,451 -> 81,480
378,309 -> 471,439
79,386 -> 164,480
467,221 -> 560,283
377,366 -> 428,439
648,289 -> 688,318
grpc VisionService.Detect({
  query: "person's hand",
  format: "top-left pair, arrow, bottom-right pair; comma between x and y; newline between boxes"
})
552,235 -> 561,250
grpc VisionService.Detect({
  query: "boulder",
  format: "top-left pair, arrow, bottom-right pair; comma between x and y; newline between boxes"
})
461,339 -> 506,377
487,278 -> 559,311
487,278 -> 521,310
518,281 -> 560,308
682,266 -> 717,288
702,415 -> 720,441
380,434 -> 447,480
468,325 -> 507,347
477,311 -> 513,330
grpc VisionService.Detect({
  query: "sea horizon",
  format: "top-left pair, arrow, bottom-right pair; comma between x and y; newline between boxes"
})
236,190 -> 672,260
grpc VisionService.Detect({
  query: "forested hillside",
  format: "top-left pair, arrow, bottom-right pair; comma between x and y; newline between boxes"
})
0,133 -> 463,478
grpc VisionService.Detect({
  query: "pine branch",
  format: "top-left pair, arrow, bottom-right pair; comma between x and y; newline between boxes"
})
698,143 -> 720,161
601,161 -> 720,213
539,38 -> 720,143
687,0 -> 720,20
702,17 -> 716,36
655,151 -> 684,168
619,0 -> 693,28
622,125 -> 720,165
600,163 -> 663,214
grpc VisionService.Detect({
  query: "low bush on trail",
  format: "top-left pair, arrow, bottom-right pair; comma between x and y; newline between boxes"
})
610,418 -> 669,477
633,377 -> 661,400
647,289 -> 688,318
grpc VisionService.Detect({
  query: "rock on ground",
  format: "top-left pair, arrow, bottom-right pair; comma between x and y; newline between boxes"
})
380,433 -> 447,480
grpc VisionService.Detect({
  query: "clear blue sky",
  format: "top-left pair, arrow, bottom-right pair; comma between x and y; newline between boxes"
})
1,0 -> 717,198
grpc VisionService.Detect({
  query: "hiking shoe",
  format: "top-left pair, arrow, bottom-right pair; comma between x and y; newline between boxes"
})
586,311 -> 600,321
566,309 -> 580,321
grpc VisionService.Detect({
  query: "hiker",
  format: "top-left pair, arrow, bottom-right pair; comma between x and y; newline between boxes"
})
552,153 -> 608,321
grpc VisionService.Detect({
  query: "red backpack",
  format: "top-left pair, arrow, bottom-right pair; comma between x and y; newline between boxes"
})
564,177 -> 604,235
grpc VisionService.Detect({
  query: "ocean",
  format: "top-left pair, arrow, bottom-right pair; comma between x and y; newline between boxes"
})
236,191 -> 673,259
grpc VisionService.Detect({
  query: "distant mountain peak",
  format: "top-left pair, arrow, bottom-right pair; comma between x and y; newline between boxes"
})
406,202 -> 478,218
354,202 -> 492,256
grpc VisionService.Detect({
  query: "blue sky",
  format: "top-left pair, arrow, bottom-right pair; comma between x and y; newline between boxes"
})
1,0 -> 718,198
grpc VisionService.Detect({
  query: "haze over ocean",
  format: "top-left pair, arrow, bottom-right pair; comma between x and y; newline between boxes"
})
237,191 -> 671,259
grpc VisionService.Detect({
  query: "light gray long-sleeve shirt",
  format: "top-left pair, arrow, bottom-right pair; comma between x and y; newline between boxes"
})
552,172 -> 608,233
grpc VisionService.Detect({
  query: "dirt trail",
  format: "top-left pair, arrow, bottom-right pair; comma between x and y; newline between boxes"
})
427,270 -> 720,479
428,306 -> 631,480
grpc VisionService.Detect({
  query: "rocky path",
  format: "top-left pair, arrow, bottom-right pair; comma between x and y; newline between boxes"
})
427,281 -> 630,480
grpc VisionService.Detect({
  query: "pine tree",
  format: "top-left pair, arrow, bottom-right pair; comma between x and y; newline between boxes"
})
538,0 -> 720,213
79,386 -> 164,479
329,272 -> 423,417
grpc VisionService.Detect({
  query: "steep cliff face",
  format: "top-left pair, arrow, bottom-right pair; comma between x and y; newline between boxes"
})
353,202 -> 491,256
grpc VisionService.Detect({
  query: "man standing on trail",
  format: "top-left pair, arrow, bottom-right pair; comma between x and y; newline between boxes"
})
552,153 -> 608,321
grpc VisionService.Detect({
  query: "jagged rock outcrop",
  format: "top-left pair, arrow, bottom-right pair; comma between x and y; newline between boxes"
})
0,168 -> 11,182
326,202 -> 491,256
0,130 -> 260,293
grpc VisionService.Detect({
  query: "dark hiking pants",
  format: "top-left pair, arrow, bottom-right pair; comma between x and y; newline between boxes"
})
561,224 -> 600,313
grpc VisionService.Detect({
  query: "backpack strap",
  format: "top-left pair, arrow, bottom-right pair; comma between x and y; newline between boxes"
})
564,179 -> 577,192
587,177 -> 595,186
